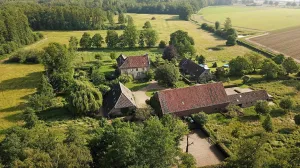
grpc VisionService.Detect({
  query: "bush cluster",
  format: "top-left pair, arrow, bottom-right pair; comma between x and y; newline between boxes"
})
7,50 -> 43,64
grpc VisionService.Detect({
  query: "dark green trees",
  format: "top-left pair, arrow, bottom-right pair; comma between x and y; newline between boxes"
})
106,30 -> 119,48
229,56 -> 251,76
155,63 -> 180,87
262,114 -> 274,132
123,24 -> 138,48
255,100 -> 270,115
143,21 -> 152,29
179,5 -> 193,21
140,29 -> 159,47
69,36 -> 79,51
169,30 -> 195,57
163,45 -> 178,61
80,33 -> 92,49
92,33 -> 104,48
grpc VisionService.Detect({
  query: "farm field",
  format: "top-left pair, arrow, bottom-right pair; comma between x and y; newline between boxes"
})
199,6 -> 300,31
26,14 -> 254,62
249,27 -> 300,61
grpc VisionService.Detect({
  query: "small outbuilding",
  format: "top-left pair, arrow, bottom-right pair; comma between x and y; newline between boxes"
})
179,59 -> 211,83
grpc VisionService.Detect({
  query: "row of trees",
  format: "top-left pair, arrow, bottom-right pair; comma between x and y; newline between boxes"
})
71,22 -> 159,49
0,6 -> 43,55
228,53 -> 299,79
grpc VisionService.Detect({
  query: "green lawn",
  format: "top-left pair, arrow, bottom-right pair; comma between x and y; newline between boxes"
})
199,6 -> 300,31
0,63 -> 44,139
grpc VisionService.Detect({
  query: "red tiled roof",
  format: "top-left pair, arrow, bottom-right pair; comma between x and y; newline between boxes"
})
157,83 -> 229,114
119,55 -> 150,69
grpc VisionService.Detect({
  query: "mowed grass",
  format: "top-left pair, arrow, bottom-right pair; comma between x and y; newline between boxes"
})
199,6 -> 300,31
0,63 -> 43,138
26,14 -> 254,62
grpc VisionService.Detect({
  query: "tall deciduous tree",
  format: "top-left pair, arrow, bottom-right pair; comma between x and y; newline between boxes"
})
282,57 -> 299,75
246,52 -> 264,72
105,30 -> 119,48
68,36 -> 79,51
169,30 -> 195,57
224,17 -> 232,30
163,45 -> 178,61
229,56 -> 251,76
118,13 -> 125,24
143,21 -> 152,29
155,63 -> 180,87
80,32 -> 92,49
261,59 -> 285,79
123,25 -> 138,48
143,29 -> 158,47
92,33 -> 104,48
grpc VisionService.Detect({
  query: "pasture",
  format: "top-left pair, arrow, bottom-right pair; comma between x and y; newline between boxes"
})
199,6 -> 300,31
249,27 -> 300,61
27,14 -> 254,62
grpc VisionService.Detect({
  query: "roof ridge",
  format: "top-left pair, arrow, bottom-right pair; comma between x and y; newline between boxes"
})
160,82 -> 222,93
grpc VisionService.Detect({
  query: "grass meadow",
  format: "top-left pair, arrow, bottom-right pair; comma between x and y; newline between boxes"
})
199,6 -> 300,31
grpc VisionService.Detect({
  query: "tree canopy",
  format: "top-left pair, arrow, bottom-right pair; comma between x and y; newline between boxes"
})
155,63 -> 180,87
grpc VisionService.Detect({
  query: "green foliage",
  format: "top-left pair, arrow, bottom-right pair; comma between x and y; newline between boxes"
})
163,45 -> 178,61
143,21 -> 152,29
282,57 -> 299,75
215,21 -> 220,30
255,100 -> 270,115
134,106 -> 153,121
90,116 -> 187,168
106,30 -> 119,48
118,13 -> 126,24
246,52 -> 264,72
91,69 -> 106,85
294,114 -> 300,125
118,74 -> 133,84
196,55 -> 206,64
110,52 -> 117,59
123,25 -> 138,48
7,49 -> 42,64
23,108 -> 39,129
179,153 -> 196,168
191,112 -> 208,126
145,69 -> 154,81
272,54 -> 285,64
143,29 -> 159,47
169,30 -> 195,57
92,33 -> 104,48
69,36 -> 78,51
279,97 -> 294,111
179,5 -> 193,21
0,125 -> 92,167
68,81 -> 103,116
159,40 -> 167,48
97,84 -> 111,95
138,31 -> 145,47
262,114 -> 274,132
224,17 -> 232,30
127,16 -> 134,26
226,35 -> 237,46
229,56 -> 251,76
261,59 -> 285,79
241,75 -> 251,84
155,63 -> 180,87
80,32 -> 92,49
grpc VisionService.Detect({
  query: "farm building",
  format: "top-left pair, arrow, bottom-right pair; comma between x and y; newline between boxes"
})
152,83 -> 230,117
179,58 -> 211,83
116,54 -> 150,79
226,87 -> 271,108
103,82 -> 136,118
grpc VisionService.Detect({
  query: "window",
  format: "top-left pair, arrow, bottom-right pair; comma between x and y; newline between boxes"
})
136,68 -> 138,71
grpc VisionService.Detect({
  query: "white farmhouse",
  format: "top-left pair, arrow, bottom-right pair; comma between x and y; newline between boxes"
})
116,54 -> 150,79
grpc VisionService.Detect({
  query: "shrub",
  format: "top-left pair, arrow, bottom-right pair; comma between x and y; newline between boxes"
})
262,114 -> 273,132
255,100 -> 270,115
7,50 -> 42,64
159,40 -> 167,48
242,75 -> 251,84
110,52 -> 117,59
145,69 -> 154,81
212,62 -> 218,68
279,97 -> 294,111
118,74 -> 133,84
191,112 -> 208,126
98,84 -> 111,95
91,69 -> 106,85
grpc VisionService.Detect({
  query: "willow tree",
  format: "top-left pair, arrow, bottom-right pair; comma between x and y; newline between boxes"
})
68,81 -> 103,116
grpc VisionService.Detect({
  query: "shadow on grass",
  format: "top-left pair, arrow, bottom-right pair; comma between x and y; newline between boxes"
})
270,108 -> 286,118
0,102 -> 27,112
38,107 -> 74,122
278,128 -> 295,134
0,71 -> 41,91
165,15 -> 180,21
238,115 -> 260,122
3,112 -> 23,122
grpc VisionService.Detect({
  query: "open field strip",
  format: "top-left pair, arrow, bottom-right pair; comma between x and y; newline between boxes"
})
199,6 -> 300,31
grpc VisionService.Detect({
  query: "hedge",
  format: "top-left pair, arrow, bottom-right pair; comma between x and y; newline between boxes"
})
236,39 -> 276,58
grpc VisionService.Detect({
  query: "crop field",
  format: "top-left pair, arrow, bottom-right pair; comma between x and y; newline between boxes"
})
249,27 -> 300,61
199,6 -> 300,31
